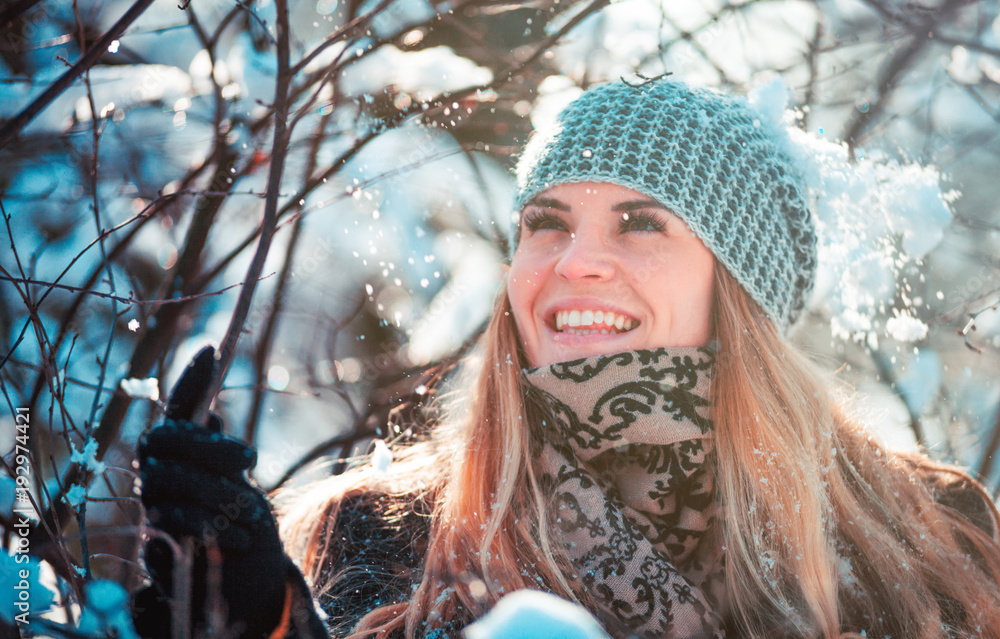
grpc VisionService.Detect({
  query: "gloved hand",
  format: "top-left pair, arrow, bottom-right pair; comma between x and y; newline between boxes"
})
133,346 -> 322,638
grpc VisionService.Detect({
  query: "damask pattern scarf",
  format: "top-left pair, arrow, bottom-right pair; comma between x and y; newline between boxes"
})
524,347 -> 726,639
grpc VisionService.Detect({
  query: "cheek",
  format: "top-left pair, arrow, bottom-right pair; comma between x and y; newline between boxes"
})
667,254 -> 715,329
689,250 -> 716,303
507,255 -> 541,332
637,249 -> 714,312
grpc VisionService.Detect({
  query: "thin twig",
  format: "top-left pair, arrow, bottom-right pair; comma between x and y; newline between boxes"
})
959,299 -> 1000,354
290,0 -> 394,75
192,146 -> 466,295
842,0 -> 968,152
73,0 -> 119,447
196,0 -> 293,428
0,273 -> 269,306
235,0 -> 277,47
930,32 -> 1000,59
4,355 -> 155,395
0,0 -> 159,149
801,11 -> 824,128
187,3 -> 226,141
246,109 -> 333,445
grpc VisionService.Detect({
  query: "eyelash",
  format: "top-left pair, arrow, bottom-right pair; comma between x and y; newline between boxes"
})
522,210 -> 566,232
521,209 -> 667,234
620,210 -> 666,233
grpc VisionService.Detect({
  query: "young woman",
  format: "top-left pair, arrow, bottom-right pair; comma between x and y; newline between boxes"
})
136,79 -> 1000,639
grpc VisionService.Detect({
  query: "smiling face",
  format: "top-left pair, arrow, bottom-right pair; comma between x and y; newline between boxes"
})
508,182 -> 716,367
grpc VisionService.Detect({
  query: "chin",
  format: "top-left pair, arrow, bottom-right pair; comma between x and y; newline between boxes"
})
532,338 -> 645,368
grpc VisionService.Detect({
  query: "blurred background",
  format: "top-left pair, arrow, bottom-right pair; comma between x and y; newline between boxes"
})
0,0 -> 998,616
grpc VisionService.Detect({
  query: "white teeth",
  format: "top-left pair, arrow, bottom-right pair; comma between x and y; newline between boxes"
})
553,309 -> 638,332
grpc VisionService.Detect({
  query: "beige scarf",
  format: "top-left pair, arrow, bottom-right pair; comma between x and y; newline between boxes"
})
525,347 -> 726,639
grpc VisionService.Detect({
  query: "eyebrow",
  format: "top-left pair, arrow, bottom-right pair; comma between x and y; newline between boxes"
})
527,197 -> 571,211
612,199 -> 668,213
526,197 -> 667,213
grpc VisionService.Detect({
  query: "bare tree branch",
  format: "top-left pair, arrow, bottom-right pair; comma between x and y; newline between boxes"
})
245,109 -> 333,445
842,0 -> 968,151
196,0 -> 294,427
0,0 -> 159,149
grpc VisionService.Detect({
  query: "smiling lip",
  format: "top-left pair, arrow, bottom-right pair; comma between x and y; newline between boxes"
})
543,300 -> 641,336
554,309 -> 635,332
544,321 -> 638,349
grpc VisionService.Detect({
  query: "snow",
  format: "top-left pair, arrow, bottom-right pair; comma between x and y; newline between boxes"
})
854,380 -> 921,453
2,0 -> 998,625
120,377 -> 160,402
6,64 -> 192,136
875,162 -> 954,258
746,79 -> 954,343
371,439 -> 393,475
70,439 -> 106,475
340,46 -> 494,101
463,590 -> 610,639
885,310 -> 929,343
531,76 -> 585,133
360,0 -> 435,38
64,484 -> 87,508
547,0 -> 820,85
548,2 -> 669,82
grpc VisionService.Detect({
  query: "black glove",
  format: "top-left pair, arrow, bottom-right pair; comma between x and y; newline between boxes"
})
133,346 -> 324,638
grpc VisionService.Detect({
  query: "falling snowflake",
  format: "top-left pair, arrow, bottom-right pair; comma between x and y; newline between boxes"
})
371,439 -> 393,475
885,311 -> 929,343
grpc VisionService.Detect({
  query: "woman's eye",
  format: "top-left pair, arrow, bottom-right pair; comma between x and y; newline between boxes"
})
620,211 -> 666,233
522,210 -> 568,233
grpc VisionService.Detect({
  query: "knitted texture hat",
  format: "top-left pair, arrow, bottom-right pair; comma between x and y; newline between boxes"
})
513,79 -> 818,331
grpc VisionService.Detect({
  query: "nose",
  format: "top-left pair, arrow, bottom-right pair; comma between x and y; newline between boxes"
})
553,229 -> 615,281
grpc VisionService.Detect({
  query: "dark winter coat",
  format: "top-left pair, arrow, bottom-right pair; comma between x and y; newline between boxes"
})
303,467 -> 998,639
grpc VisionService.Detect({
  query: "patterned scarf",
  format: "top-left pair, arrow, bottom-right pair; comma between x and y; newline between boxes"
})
524,347 -> 726,639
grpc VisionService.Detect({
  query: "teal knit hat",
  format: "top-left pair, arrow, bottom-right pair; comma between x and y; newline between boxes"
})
513,79 -> 817,331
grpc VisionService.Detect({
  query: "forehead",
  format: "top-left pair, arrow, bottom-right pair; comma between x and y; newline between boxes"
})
528,182 -> 661,208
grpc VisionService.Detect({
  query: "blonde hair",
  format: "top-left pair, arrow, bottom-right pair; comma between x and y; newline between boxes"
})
712,267 -> 1000,637
280,265 -> 1000,639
